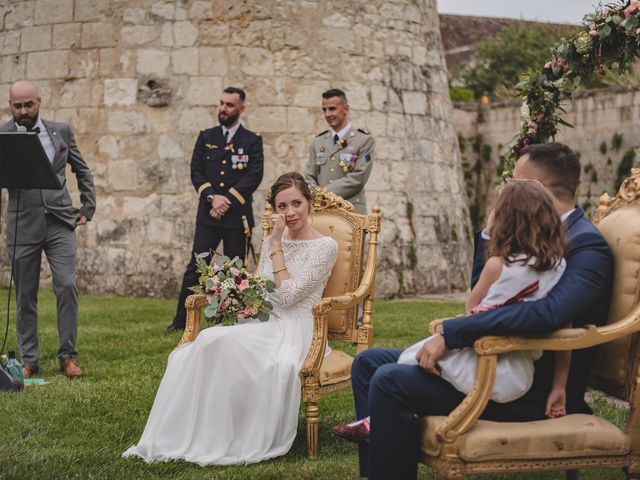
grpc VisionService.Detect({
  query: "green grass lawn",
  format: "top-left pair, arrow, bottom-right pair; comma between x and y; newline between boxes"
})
0,291 -> 628,479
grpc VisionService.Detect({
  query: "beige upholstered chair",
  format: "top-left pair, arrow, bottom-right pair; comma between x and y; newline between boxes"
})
176,188 -> 381,458
420,168 -> 640,479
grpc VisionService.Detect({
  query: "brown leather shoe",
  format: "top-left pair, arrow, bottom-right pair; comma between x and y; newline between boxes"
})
59,357 -> 82,378
22,364 -> 39,378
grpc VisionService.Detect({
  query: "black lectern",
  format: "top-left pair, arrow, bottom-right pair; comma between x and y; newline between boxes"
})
0,131 -> 62,391
0,132 -> 61,189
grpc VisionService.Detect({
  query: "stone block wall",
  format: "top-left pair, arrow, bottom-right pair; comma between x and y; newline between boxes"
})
454,86 -> 640,227
0,0 -> 472,299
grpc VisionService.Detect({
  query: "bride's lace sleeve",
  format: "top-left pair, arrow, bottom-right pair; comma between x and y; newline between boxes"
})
256,235 -> 270,275
270,238 -> 338,307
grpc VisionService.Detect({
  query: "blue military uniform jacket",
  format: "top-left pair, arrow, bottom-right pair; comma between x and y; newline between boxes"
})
191,124 -> 263,229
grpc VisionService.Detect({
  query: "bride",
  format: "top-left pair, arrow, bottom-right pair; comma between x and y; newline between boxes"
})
123,172 -> 338,465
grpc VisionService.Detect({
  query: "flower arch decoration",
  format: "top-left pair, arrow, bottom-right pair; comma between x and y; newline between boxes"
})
504,0 -> 640,178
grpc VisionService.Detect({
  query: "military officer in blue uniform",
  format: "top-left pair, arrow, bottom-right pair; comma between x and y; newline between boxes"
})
167,87 -> 264,332
304,88 -> 375,215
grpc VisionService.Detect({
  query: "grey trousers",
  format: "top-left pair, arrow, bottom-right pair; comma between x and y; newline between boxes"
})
9,215 -> 78,365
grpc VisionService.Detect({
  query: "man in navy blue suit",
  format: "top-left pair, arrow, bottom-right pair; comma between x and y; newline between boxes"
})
339,143 -> 613,479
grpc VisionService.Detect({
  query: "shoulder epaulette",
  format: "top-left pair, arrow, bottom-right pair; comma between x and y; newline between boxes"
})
316,130 -> 329,137
357,128 -> 370,135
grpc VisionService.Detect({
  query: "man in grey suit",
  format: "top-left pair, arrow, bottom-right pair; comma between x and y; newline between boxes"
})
304,88 -> 375,215
1,80 -> 96,379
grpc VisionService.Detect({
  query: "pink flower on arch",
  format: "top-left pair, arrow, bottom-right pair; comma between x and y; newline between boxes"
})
624,1 -> 640,17
544,59 -> 569,73
230,267 -> 240,277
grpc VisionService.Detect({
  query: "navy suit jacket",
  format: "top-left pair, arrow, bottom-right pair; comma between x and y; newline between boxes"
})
190,124 -> 264,229
444,207 -> 613,417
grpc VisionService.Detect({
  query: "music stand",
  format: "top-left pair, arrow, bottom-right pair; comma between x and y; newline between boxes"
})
0,132 -> 62,189
0,132 -> 62,390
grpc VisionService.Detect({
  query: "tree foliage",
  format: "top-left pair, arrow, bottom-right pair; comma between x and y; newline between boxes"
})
453,24 -> 576,100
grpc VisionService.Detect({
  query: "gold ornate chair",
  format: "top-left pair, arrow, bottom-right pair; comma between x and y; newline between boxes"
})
420,168 -> 640,479
176,188 -> 381,458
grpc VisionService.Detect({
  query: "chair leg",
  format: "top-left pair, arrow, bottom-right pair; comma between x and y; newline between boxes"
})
626,467 -> 640,480
566,470 -> 579,480
306,401 -> 319,459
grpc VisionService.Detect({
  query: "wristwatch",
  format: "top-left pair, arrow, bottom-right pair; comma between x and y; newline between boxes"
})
206,194 -> 214,203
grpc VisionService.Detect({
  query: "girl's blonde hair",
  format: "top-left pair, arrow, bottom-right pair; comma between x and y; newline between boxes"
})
487,180 -> 565,272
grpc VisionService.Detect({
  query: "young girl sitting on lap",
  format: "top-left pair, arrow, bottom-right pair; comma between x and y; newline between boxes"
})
335,180 -> 569,441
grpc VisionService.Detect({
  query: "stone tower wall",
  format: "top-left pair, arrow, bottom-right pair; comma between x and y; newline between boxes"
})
454,86 -> 640,226
0,0 -> 471,298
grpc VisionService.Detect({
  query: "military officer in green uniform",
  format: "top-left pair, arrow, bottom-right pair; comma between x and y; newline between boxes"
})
304,89 -> 375,215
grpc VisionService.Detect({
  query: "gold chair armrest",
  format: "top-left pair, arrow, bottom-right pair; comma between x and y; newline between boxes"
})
434,354 -> 497,450
429,314 -> 465,335
473,327 -> 596,355
176,294 -> 208,348
475,301 -> 640,355
300,278 -> 377,377
433,303 -> 640,451
300,299 -> 332,377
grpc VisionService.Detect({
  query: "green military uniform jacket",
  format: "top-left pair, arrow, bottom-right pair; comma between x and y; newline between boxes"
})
304,126 -> 375,215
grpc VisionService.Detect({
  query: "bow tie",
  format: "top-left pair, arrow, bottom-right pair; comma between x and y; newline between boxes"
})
30,127 -> 41,134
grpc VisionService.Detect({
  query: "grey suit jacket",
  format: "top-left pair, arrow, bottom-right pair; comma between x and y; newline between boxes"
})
0,119 -> 96,245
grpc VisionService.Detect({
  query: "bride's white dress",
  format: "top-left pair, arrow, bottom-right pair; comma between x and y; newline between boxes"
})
123,236 -> 337,465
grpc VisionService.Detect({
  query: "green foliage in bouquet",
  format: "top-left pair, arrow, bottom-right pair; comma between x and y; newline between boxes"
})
190,252 -> 276,326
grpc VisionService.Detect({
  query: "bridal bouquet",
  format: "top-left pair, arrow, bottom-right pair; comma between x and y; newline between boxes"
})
190,253 -> 276,326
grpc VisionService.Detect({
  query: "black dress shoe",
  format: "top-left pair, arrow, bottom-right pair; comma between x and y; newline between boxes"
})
165,323 -> 184,334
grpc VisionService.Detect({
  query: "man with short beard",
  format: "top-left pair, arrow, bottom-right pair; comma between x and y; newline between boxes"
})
0,80 -> 96,379
167,87 -> 264,333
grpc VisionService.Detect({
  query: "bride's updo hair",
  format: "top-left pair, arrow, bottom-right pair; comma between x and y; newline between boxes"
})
268,172 -> 314,209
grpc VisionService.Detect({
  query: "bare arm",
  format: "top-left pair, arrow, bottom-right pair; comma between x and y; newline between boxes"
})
546,350 -> 571,418
465,256 -> 503,314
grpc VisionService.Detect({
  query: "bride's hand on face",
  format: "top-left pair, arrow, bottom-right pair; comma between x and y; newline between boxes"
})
270,213 -> 286,245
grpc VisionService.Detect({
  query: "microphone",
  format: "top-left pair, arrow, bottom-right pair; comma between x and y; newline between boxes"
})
16,125 -> 26,132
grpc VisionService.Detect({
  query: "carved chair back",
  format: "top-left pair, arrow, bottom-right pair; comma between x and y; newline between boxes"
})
258,189 -> 380,342
591,169 -> 640,409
